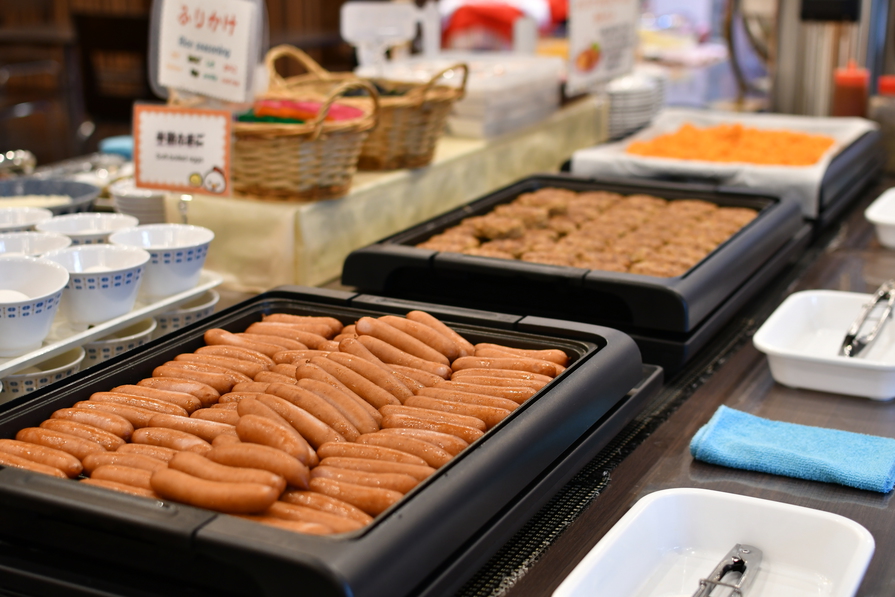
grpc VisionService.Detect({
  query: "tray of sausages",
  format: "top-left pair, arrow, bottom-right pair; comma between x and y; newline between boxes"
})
0,286 -> 646,597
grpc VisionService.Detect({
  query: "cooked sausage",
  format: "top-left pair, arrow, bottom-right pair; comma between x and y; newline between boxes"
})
450,368 -> 553,383
450,356 -> 557,377
196,344 -> 276,367
355,317 -> 449,365
168,451 -> 285,493
325,352 -> 413,402
264,383 -> 359,442
235,514 -> 333,535
316,441 -> 428,466
110,385 -> 202,413
443,375 -> 548,391
434,381 -> 538,402
150,468 -> 279,514
190,408 -> 240,426
205,443 -> 309,489
265,501 -> 364,533
379,405 -> 487,432
270,364 -> 299,378
380,414 -> 484,444
212,434 -> 242,447
39,419 -> 125,451
295,363 -> 383,424
88,392 -> 188,417
91,465 -> 153,491
231,381 -> 272,393
254,391 -> 345,448
80,478 -> 159,498
311,466 -> 418,494
417,387 -> 520,411
116,443 -> 177,462
173,353 -> 269,378
279,489 -> 373,524
376,427 -> 469,456
15,427 -> 106,461
272,350 -> 332,365
82,452 -> 167,474
251,321 -> 336,339
405,310 -> 475,357
0,451 -> 67,478
404,395 -> 511,429
379,315 -> 461,361
337,337 -> 390,369
245,323 -> 328,348
308,477 -> 402,516
355,335 -> 452,379
389,364 -> 445,387
472,348 -> 565,376
50,408 -> 134,440
219,391 -> 269,404
253,371 -> 299,385
235,413 -> 312,462
204,328 -> 284,357
310,357 -> 401,409
73,401 -> 158,428
355,433 -> 453,468
474,342 -> 569,366
137,377 -> 221,406
318,456 -> 435,482
261,314 -> 343,336
148,413 -> 237,443
296,378 -> 380,435
152,364 -> 247,394
131,427 -> 212,453
0,439 -> 82,477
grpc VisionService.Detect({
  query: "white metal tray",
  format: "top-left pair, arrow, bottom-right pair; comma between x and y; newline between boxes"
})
753,289 -> 895,400
553,488 -> 874,597
0,269 -> 223,378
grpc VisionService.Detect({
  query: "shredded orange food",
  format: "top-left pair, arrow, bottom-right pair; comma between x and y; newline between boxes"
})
625,123 -> 836,166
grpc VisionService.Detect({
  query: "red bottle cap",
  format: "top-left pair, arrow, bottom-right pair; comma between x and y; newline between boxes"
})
878,75 -> 895,96
835,60 -> 869,87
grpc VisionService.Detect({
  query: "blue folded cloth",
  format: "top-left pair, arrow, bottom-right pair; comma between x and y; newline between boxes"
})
690,405 -> 895,493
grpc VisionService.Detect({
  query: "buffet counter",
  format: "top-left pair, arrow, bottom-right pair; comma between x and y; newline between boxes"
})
453,176 -> 895,597
165,97 -> 608,293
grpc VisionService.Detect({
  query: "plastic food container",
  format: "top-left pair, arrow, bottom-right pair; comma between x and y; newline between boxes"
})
864,187 -> 895,248
553,488 -> 874,597
0,286 -> 650,597
753,289 -> 895,400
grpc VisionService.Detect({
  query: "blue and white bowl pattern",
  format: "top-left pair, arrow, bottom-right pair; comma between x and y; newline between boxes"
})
155,291 -> 219,338
0,347 -> 85,401
150,243 -> 210,265
83,318 -> 156,367
68,268 -> 142,291
1,291 -> 63,318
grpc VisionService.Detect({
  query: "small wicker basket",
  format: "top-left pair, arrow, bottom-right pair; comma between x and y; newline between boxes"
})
265,45 -> 468,171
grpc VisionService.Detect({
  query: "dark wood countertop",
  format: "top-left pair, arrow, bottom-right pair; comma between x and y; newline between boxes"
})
463,176 -> 895,597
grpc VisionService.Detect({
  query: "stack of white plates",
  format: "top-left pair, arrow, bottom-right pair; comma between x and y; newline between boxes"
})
607,71 -> 664,140
109,178 -> 167,225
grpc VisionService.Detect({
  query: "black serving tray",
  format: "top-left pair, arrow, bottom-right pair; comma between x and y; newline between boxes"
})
0,287 -> 647,597
341,174 -> 804,336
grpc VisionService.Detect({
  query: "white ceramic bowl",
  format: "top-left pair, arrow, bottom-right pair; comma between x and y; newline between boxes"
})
36,212 -> 139,245
109,224 -> 214,298
109,178 -> 167,225
753,289 -> 895,400
865,188 -> 895,248
0,255 -> 69,357
0,207 -> 54,232
153,289 -> 219,339
82,317 -> 157,367
41,244 -> 150,326
553,488 -> 874,597
0,231 -> 71,257
0,347 -> 86,403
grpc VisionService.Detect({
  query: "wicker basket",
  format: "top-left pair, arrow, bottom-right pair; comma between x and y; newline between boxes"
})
228,49 -> 379,202
264,45 -> 468,170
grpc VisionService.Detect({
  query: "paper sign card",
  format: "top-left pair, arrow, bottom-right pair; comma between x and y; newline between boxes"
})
157,0 -> 257,102
566,0 -> 639,95
134,104 -> 231,195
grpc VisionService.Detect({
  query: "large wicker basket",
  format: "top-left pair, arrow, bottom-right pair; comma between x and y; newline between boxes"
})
229,47 -> 380,202
265,45 -> 468,171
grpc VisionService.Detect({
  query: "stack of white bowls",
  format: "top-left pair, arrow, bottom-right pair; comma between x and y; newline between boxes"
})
109,178 -> 168,225
607,72 -> 664,140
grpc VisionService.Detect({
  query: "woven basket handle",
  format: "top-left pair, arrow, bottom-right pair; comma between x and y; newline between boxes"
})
266,44 -> 333,89
309,79 -> 381,140
414,63 -> 469,100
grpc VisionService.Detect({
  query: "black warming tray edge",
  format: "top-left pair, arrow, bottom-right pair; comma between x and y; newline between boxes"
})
0,286 -> 645,597
341,173 -> 804,334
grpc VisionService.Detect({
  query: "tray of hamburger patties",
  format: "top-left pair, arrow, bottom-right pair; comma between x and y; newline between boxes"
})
341,174 -> 811,372
0,285 -> 655,597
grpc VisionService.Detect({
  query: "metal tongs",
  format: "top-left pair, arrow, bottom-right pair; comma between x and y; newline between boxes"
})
692,544 -> 762,597
840,280 -> 895,358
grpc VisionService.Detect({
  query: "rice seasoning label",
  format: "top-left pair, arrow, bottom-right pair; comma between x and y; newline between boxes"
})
625,123 -> 836,166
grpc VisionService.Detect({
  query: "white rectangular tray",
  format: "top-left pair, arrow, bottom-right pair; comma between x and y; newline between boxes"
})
0,269 -> 223,378
554,488 -> 874,597
753,289 -> 895,400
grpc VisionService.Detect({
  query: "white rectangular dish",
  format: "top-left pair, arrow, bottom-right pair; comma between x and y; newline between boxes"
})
0,269 -> 222,378
864,188 -> 895,248
553,488 -> 874,597
753,289 -> 895,400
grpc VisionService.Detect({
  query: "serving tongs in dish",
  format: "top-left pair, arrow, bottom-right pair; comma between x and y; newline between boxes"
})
692,543 -> 762,597
840,280 -> 895,358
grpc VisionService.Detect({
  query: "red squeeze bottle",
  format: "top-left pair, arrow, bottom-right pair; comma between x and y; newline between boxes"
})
832,60 -> 869,117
